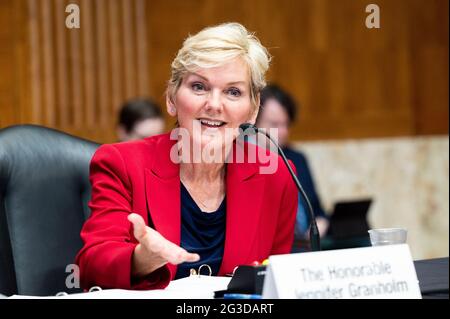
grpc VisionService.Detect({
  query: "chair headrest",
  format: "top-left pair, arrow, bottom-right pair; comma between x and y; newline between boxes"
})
0,125 -> 100,296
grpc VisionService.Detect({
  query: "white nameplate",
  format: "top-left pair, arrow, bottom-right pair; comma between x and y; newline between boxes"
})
262,244 -> 421,299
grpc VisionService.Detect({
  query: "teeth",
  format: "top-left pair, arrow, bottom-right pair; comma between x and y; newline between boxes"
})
200,119 -> 224,127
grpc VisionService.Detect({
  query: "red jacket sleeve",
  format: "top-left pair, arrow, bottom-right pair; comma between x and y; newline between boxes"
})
75,144 -> 171,290
270,159 -> 298,255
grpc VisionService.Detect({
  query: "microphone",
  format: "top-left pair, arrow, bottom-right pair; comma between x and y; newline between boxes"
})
239,123 -> 321,251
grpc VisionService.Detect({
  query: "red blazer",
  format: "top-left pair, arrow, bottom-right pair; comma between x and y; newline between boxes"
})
76,132 -> 297,290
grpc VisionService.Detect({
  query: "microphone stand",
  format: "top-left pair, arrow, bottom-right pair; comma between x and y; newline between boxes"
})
241,124 -> 321,251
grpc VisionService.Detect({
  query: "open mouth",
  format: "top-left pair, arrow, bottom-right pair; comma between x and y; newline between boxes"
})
198,118 -> 227,128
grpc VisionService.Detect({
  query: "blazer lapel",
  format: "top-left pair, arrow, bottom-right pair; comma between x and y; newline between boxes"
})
144,135 -> 180,263
219,142 -> 266,274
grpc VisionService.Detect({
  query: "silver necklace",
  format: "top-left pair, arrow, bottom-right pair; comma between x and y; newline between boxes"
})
180,177 -> 225,212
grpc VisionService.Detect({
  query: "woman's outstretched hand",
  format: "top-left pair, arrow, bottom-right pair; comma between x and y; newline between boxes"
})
128,213 -> 200,278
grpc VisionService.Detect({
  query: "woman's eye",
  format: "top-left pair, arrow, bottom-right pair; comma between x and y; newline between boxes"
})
227,88 -> 241,97
191,82 -> 205,91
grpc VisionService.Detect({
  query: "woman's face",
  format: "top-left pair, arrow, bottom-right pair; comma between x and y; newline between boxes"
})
167,57 -> 256,157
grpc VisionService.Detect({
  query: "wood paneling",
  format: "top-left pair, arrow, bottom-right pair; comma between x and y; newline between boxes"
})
0,0 -> 448,143
1,0 -> 151,142
0,0 -> 16,128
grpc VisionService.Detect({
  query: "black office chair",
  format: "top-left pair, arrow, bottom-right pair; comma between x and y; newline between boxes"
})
0,125 -> 100,296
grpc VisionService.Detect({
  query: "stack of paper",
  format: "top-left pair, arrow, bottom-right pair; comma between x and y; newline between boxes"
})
9,276 -> 231,299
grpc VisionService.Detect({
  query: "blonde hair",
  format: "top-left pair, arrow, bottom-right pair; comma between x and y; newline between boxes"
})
167,22 -> 271,108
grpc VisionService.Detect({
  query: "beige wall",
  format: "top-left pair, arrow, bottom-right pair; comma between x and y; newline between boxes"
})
294,136 -> 449,260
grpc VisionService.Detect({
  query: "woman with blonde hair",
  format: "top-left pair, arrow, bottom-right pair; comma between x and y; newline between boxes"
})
76,22 -> 297,290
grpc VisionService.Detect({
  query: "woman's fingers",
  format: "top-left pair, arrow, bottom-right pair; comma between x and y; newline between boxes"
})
163,241 -> 200,265
146,227 -> 200,264
182,251 -> 201,263
128,213 -> 200,265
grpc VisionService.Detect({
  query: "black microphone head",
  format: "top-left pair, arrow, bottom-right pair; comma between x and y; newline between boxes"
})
239,123 -> 257,132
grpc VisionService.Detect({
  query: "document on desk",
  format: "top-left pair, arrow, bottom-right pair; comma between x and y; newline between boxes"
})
9,276 -> 231,299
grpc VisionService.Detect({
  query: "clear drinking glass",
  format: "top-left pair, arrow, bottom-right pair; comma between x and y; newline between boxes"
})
368,228 -> 407,246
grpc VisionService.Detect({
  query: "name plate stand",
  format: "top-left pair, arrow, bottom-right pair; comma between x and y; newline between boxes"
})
262,244 -> 421,299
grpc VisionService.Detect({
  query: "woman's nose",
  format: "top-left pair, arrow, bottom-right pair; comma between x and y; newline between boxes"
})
205,90 -> 223,112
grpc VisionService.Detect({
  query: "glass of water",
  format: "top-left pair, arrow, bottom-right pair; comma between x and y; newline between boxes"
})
368,228 -> 407,246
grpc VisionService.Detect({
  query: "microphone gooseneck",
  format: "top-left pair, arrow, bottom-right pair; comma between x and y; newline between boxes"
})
239,123 -> 321,251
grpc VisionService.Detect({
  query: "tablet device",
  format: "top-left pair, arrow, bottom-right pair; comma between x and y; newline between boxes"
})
326,198 -> 372,239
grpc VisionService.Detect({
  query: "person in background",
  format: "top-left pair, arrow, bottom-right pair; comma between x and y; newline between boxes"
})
256,84 -> 329,241
117,98 -> 165,141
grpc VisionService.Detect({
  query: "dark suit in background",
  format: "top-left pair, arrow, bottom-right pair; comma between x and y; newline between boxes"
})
283,146 -> 328,239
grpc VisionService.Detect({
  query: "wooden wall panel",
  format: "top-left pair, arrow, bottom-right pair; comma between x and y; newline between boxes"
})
0,0 -> 16,128
1,0 -> 151,142
0,0 -> 448,143
54,0 -> 68,127
409,0 -> 449,135
144,0 -> 448,141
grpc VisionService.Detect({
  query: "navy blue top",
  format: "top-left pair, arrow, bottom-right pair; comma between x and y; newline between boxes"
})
174,183 -> 226,279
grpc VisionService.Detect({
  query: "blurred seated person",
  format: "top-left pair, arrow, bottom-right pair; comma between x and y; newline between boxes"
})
256,84 -> 329,240
117,98 -> 165,141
